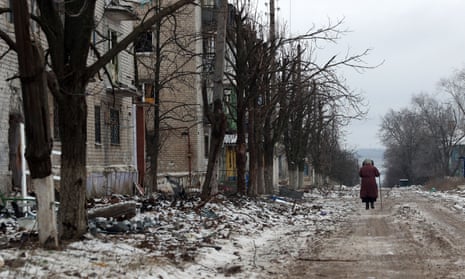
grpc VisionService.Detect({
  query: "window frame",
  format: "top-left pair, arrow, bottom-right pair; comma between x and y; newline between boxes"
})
134,30 -> 154,53
110,108 -> 120,145
94,106 -> 101,144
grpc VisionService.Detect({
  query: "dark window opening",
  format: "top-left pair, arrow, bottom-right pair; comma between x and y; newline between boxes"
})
95,106 -> 101,143
204,135 -> 209,158
135,31 -> 153,53
110,108 -> 120,144
108,29 -> 119,82
8,0 -> 13,23
53,100 -> 60,140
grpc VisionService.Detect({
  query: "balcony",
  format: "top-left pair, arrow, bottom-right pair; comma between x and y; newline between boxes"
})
202,5 -> 217,28
105,79 -> 141,98
202,4 -> 236,31
104,0 -> 139,21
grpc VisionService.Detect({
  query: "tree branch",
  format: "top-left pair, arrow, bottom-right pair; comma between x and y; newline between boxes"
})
85,0 -> 195,80
0,29 -> 17,52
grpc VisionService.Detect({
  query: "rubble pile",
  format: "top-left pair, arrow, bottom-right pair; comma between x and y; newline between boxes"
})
0,188 -> 357,278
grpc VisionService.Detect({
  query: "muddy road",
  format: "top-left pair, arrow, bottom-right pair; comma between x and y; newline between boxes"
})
280,188 -> 465,278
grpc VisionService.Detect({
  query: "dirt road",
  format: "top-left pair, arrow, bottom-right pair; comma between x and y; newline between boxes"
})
281,188 -> 465,278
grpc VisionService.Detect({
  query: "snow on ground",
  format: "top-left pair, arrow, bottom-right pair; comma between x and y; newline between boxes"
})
2,185 -> 463,278
0,187 -> 357,278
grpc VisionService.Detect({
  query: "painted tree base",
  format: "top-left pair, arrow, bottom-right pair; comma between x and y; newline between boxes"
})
33,175 -> 59,248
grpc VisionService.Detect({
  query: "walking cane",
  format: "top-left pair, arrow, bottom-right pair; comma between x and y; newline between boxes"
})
378,175 -> 383,210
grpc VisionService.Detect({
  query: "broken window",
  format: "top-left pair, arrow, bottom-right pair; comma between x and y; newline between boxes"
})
108,29 -> 119,83
110,108 -> 120,144
134,31 -> 153,53
95,106 -> 101,144
53,99 -> 60,140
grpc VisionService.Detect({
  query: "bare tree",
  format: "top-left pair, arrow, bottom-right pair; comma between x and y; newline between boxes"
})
380,92 -> 465,185
201,0 -> 229,200
6,0 -> 58,248
277,40 -> 368,189
325,147 -> 360,186
412,94 -> 465,177
380,108 -> 426,184
220,2 -> 274,196
440,68 -> 465,116
134,2 -> 199,195
220,4 -> 370,194
0,0 -> 195,241
380,70 -> 465,184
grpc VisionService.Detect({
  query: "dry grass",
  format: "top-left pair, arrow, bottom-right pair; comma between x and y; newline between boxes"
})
424,177 -> 465,191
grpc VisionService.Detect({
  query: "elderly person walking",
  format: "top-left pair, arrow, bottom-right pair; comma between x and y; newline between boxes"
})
359,159 -> 380,210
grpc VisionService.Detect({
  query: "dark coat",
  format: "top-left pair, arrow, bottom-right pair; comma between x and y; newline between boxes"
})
359,164 -> 380,200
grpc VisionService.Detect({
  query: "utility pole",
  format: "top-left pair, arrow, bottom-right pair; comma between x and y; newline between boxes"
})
269,0 -> 275,42
263,0 -> 277,194
201,0 -> 228,199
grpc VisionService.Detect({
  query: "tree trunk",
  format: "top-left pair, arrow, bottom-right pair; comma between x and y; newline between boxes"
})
8,114 -> 23,190
147,7 -> 162,196
57,93 -> 88,240
265,0 -> 277,194
201,0 -> 228,200
35,176 -> 58,248
12,0 -> 58,248
288,164 -> 298,190
297,161 -> 305,189
257,145 -> 265,194
152,83 -> 161,195
247,101 -> 257,196
146,86 -> 160,196
263,113 -> 275,194
263,145 -> 274,193
252,101 -> 265,195
236,136 -> 247,195
236,96 -> 247,195
201,101 -> 226,200
88,202 -> 137,219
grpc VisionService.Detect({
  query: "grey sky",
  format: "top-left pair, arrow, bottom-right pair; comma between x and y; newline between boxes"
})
258,0 -> 465,149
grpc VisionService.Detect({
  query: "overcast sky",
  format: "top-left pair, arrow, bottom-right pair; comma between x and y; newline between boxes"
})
257,0 -> 465,149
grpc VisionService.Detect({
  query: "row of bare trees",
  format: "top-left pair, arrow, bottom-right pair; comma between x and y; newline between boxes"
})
380,68 -> 465,186
199,2 -> 370,195
0,0 -> 368,246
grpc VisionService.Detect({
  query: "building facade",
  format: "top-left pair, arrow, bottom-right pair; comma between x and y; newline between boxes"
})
0,0 -> 243,197
0,0 -> 22,194
135,0 -> 208,192
0,0 -> 140,197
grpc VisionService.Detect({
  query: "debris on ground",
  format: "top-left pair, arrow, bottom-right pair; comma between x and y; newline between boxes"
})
0,187 -> 357,278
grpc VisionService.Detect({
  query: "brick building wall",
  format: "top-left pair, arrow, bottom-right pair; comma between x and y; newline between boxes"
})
136,2 -> 207,189
82,1 -> 138,197
0,0 -> 207,196
0,1 -> 22,194
0,1 -> 139,197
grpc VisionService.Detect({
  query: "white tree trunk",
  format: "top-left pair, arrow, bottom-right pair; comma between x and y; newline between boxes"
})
34,175 -> 58,248
272,156 -> 279,194
298,170 -> 304,189
289,169 -> 299,189
257,165 -> 265,194
211,162 -> 218,195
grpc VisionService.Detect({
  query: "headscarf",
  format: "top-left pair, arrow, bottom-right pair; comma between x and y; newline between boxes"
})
362,158 -> 373,166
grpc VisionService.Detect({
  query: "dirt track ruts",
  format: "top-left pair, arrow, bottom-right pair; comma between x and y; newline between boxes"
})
281,188 -> 465,278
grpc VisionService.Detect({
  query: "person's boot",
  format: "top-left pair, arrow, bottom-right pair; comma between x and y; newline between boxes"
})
371,202 -> 374,209
365,202 -> 369,210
